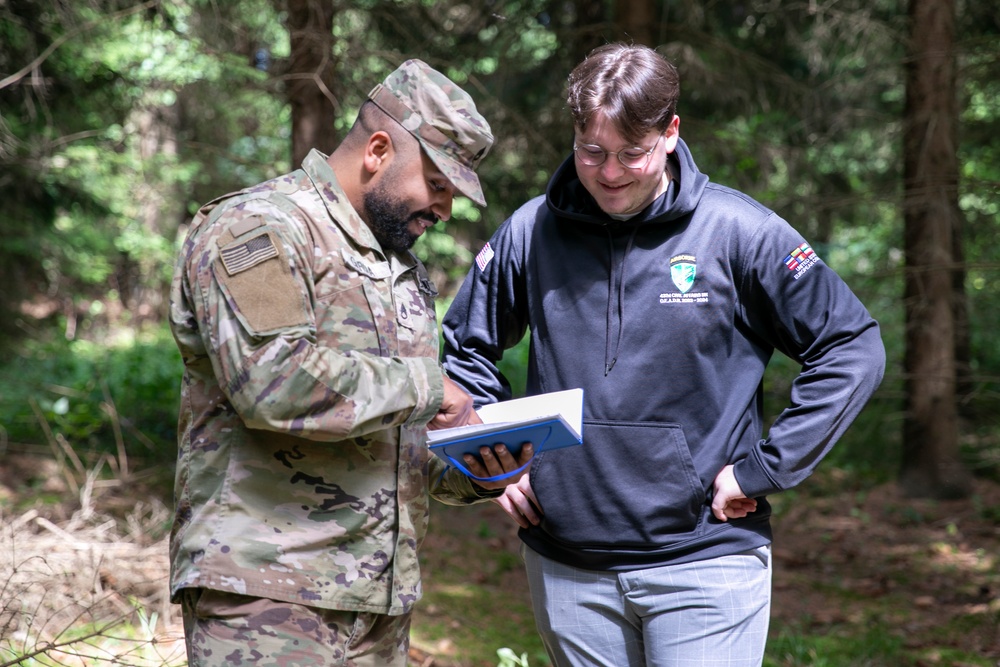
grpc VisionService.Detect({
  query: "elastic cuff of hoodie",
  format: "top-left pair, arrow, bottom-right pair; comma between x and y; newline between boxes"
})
733,442 -> 782,499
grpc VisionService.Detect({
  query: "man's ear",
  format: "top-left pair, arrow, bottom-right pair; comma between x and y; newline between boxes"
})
363,131 -> 393,174
663,115 -> 681,153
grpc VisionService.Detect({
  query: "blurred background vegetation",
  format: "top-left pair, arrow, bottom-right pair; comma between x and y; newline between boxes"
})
0,0 -> 997,497
1,1 -> 999,665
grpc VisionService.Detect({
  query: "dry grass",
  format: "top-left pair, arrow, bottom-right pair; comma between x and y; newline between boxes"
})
0,453 -> 184,667
4,446 -> 999,667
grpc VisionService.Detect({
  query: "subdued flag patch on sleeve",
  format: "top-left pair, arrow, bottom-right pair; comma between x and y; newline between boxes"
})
475,242 -> 494,272
220,232 -> 279,275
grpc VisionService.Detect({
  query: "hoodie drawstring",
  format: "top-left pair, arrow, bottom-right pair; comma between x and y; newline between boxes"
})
604,224 -> 640,375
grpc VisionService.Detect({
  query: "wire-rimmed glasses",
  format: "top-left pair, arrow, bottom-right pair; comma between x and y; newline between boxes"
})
573,134 -> 662,169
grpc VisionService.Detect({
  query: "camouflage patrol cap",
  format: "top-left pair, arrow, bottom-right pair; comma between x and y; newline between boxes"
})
368,59 -> 494,207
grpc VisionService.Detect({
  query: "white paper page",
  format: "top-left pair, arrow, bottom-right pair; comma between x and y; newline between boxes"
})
475,388 -> 583,437
425,420 -> 517,443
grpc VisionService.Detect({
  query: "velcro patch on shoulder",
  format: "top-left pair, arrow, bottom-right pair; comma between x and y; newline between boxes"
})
214,228 -> 311,335
229,215 -> 264,237
220,232 -> 279,275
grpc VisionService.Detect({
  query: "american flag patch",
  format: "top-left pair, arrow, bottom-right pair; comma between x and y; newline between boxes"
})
220,233 -> 279,275
475,242 -> 495,272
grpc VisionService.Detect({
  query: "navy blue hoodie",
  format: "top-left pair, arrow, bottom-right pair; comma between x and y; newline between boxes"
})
442,138 -> 885,570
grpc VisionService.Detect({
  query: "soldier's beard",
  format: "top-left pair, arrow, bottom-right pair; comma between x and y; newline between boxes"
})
363,183 -> 425,253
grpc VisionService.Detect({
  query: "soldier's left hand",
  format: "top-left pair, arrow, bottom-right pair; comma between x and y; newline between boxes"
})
464,442 -> 534,490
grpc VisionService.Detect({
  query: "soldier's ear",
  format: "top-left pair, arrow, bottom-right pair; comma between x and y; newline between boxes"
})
363,131 -> 393,174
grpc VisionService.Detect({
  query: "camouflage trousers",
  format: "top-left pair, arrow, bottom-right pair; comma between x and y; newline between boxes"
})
178,588 -> 412,667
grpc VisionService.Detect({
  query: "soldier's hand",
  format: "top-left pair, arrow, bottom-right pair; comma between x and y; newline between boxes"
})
428,376 -> 477,430
463,442 -> 534,491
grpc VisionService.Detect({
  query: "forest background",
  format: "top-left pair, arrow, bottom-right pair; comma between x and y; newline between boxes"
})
0,0 -> 999,666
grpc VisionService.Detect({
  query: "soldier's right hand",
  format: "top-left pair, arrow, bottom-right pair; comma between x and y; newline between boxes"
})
428,376 -> 477,431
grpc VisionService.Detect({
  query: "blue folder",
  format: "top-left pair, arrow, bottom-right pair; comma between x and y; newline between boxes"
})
427,389 -> 584,482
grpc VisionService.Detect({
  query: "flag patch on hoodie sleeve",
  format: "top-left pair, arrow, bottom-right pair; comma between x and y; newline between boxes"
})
783,242 -> 819,279
475,242 -> 495,272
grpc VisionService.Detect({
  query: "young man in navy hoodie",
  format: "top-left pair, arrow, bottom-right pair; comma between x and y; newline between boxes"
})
441,43 -> 886,666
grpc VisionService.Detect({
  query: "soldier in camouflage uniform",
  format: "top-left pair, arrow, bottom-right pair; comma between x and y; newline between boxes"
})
168,60 -> 528,666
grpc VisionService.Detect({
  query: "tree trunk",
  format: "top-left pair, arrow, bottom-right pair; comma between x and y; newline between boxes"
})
954,225 -> 973,419
614,0 -> 657,47
566,0 -> 609,65
900,0 -> 970,499
286,0 -> 338,167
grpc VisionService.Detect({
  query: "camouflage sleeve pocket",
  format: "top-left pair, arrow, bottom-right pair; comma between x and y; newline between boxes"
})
213,225 -> 311,336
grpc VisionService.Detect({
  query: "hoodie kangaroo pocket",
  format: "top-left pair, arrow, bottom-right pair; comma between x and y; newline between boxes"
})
532,420 -> 705,547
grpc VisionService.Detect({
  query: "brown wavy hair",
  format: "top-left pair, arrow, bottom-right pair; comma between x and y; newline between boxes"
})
566,43 -> 680,145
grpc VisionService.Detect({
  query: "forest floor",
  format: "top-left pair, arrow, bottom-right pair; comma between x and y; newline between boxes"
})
411,471 -> 1000,667
1,452 -> 998,667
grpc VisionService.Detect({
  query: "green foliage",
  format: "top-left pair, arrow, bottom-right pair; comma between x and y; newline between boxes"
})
413,218 -> 474,287
0,0 -> 288,346
497,647 -> 532,667
961,63 -> 1000,397
0,0 -> 997,490
765,611 -> 1000,667
496,331 -> 531,398
0,326 -> 182,463
765,619 -> 911,667
0,5 -> 997,666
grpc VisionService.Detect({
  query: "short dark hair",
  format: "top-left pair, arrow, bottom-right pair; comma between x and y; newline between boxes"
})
350,101 -> 419,157
566,43 -> 680,145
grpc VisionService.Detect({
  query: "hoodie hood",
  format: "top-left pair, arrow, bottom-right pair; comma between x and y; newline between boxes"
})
543,137 -> 712,374
545,137 -> 710,227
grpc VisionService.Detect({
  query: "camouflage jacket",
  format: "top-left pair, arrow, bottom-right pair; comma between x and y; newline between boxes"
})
168,149 -> 488,615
